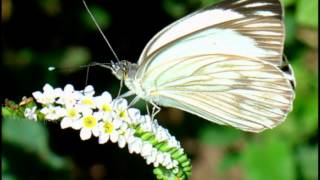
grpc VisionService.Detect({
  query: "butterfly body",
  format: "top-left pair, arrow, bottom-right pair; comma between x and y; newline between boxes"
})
108,0 -> 295,133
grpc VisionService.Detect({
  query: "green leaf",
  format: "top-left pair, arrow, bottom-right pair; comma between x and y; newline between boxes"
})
2,116 -> 68,169
296,0 -> 318,28
199,125 -> 244,146
284,10 -> 297,46
297,145 -> 318,180
163,0 -> 188,19
217,152 -> 240,172
242,138 -> 296,180
280,0 -> 296,7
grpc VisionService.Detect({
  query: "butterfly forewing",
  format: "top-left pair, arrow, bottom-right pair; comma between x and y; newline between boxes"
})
136,0 -> 284,79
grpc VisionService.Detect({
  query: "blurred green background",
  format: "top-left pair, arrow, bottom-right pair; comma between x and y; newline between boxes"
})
2,0 -> 318,179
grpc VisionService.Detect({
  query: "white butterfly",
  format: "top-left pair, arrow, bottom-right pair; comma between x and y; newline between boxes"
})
86,0 -> 296,133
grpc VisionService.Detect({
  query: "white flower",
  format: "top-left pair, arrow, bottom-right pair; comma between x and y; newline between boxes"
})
112,98 -> 130,122
32,84 -> 62,105
155,126 -> 170,142
146,148 -> 158,165
127,108 -> 141,125
73,109 -> 101,140
140,115 -> 153,132
24,107 -> 37,121
167,136 -> 180,148
117,123 -> 135,148
94,91 -> 113,114
98,115 -> 122,144
56,84 -> 81,107
141,142 -> 153,157
154,152 -> 165,167
40,105 -> 66,120
60,105 -> 82,129
128,137 -> 142,154
77,85 -> 96,110
162,153 -> 172,167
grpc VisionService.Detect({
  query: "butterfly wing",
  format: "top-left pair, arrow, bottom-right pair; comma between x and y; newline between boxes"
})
142,54 -> 294,132
132,0 -> 294,132
136,0 -> 285,78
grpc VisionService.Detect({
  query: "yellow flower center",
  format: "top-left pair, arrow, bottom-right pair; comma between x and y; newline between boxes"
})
103,121 -> 114,134
119,110 -> 127,119
83,115 -> 97,128
67,108 -> 77,118
102,104 -> 112,112
81,98 -> 93,105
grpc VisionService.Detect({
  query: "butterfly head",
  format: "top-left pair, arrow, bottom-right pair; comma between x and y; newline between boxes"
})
111,60 -> 130,80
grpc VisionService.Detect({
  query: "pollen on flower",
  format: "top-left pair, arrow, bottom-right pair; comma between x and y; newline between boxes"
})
83,115 -> 97,128
103,121 -> 114,134
67,108 -> 77,118
102,104 -> 112,112
119,110 -> 127,119
81,98 -> 94,105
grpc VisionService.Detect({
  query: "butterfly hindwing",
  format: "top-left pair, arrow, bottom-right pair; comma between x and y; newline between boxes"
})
142,54 -> 294,132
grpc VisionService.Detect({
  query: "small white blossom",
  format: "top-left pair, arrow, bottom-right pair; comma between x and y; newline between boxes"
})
128,137 -> 142,154
112,98 -> 130,122
140,115 -> 153,132
56,84 -> 80,107
167,136 -> 180,148
146,148 -> 158,165
60,105 -> 82,129
98,115 -> 122,144
141,142 -> 153,157
117,123 -> 134,148
32,84 -> 62,105
40,105 -> 66,120
94,91 -> 113,114
127,108 -> 141,125
154,152 -> 165,167
155,126 -> 170,142
74,109 -> 101,140
24,107 -> 37,121
77,85 -> 96,110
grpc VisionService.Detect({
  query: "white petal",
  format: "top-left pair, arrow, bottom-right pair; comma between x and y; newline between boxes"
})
155,153 -> 164,164
43,84 -> 54,92
92,126 -> 100,137
32,91 -> 43,100
101,91 -> 112,103
128,108 -> 140,124
80,128 -> 92,140
72,119 -> 82,130
113,119 -> 122,129
110,132 -> 119,143
60,118 -> 72,129
98,134 -> 109,144
64,84 -> 74,93
54,88 -> 63,97
118,137 -> 126,148
141,143 -> 153,157
93,111 -> 103,121
84,85 -> 94,96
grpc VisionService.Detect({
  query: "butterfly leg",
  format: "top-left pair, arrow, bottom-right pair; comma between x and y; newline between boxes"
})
117,91 -> 135,99
127,96 -> 140,108
117,77 -> 124,97
150,101 -> 161,121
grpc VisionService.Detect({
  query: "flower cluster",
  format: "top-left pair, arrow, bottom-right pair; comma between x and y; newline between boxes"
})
25,84 -> 191,179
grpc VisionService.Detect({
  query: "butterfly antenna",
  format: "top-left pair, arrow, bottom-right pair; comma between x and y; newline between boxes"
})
82,0 -> 121,63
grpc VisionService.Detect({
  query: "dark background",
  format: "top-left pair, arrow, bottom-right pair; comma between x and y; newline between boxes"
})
2,0 -> 318,180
